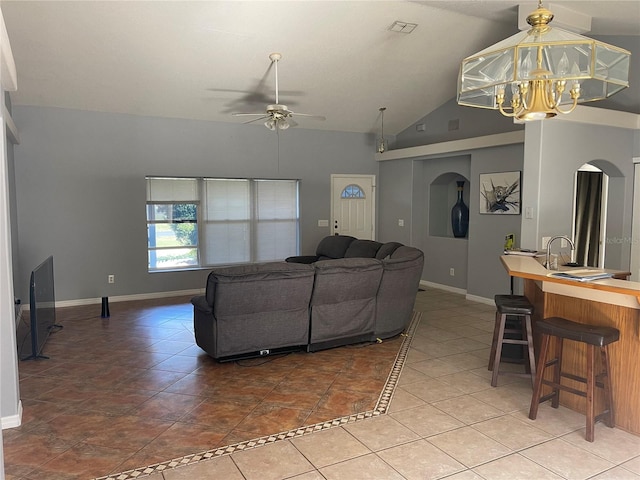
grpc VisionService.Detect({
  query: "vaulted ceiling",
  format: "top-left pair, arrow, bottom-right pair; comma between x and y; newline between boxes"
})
2,1 -> 639,135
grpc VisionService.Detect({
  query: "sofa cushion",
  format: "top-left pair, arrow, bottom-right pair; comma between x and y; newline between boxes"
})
375,242 -> 403,259
315,235 -> 356,260
344,239 -> 382,258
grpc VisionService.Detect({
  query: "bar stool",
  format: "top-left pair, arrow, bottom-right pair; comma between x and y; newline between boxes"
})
489,294 -> 536,387
528,317 -> 619,442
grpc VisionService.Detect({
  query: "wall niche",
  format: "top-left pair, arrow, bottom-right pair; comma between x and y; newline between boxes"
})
429,172 -> 470,238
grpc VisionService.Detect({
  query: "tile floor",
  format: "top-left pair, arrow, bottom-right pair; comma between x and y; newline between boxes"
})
4,287 -> 640,479
4,295 -> 404,480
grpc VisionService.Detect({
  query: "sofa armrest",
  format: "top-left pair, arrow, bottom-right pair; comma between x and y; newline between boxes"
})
191,295 -> 212,315
285,255 -> 319,264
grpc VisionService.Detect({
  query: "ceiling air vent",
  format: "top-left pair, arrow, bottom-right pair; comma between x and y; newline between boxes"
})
388,21 -> 418,34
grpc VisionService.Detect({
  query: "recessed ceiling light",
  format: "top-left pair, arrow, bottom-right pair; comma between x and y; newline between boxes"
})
389,21 -> 418,34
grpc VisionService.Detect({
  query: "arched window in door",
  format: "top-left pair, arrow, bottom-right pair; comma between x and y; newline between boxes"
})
341,184 -> 365,199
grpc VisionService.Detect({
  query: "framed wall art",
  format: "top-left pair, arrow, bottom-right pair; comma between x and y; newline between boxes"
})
479,171 -> 521,215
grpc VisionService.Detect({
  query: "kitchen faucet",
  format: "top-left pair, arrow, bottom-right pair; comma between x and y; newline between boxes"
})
545,235 -> 575,270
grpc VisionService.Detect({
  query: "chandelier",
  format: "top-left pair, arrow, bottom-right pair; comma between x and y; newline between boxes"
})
457,1 -> 630,121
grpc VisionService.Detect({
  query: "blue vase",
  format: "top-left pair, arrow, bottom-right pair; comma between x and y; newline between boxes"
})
451,181 -> 469,238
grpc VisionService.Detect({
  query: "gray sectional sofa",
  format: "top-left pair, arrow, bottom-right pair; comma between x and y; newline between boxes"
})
191,236 -> 424,361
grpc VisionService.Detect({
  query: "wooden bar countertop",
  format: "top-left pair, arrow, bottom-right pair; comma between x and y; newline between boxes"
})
501,254 -> 640,309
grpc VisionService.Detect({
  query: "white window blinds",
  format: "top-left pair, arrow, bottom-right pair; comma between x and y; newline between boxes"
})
146,176 -> 299,270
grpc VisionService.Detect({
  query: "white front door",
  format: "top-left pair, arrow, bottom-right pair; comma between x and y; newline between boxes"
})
330,174 -> 375,240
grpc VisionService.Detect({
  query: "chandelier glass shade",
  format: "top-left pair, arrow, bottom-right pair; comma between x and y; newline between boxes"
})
457,2 -> 630,121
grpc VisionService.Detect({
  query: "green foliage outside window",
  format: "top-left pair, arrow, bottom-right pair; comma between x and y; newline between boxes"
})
170,204 -> 198,246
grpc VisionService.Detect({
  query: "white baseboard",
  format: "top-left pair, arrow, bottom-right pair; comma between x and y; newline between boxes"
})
53,289 -> 205,309
419,281 -> 493,306
420,280 -> 466,296
1,401 -> 22,430
465,293 -> 494,306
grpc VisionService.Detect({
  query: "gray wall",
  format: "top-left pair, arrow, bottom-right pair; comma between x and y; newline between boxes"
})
377,159 -> 413,245
521,120 -> 636,270
377,143 -> 524,300
418,155 -> 470,290
12,106 -> 378,302
589,35 -> 640,115
7,129 -> 18,297
2,122 -> 20,430
396,98 -> 523,149
468,145 -> 524,298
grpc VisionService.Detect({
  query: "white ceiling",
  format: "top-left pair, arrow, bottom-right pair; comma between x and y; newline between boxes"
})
2,1 -> 639,135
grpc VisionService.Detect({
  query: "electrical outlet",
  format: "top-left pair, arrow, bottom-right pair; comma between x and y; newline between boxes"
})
449,268 -> 455,276
398,219 -> 404,227
108,275 -> 115,284
542,236 -> 551,249
561,238 -> 568,248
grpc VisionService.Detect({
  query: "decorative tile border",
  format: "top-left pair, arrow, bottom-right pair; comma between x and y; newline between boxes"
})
95,311 -> 421,480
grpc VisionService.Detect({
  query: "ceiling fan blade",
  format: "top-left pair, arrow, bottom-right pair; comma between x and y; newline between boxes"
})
232,112 -> 267,117
243,116 -> 270,125
291,112 -> 326,121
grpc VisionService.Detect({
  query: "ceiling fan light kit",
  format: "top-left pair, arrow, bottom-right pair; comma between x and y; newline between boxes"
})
457,0 -> 630,121
232,52 -> 325,131
265,117 -> 290,131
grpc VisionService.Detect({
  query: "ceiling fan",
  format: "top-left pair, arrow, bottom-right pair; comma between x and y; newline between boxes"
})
232,53 -> 326,131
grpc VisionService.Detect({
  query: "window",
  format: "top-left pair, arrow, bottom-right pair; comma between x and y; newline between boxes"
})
341,184 -> 365,198
146,177 -> 299,271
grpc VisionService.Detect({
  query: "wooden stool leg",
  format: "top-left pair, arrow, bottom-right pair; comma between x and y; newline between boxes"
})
601,345 -> 615,429
519,317 -> 530,374
491,313 -> 507,387
586,344 -> 595,442
488,311 -> 501,371
524,315 -> 536,385
551,337 -> 563,409
529,333 -> 550,420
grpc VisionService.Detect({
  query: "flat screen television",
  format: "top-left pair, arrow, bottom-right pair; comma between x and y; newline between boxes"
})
18,256 -> 61,360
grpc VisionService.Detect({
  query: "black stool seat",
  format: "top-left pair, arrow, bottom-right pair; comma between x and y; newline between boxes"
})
529,316 -> 619,442
494,294 -> 534,315
537,317 -> 619,347
489,294 -> 535,387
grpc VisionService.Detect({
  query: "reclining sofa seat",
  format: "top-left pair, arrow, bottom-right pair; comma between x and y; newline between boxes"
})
375,246 -> 425,340
191,262 -> 314,361
287,235 -> 424,343
308,257 -> 383,352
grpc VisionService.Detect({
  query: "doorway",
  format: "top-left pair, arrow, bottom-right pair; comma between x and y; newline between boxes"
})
572,164 -> 608,268
330,174 -> 376,240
